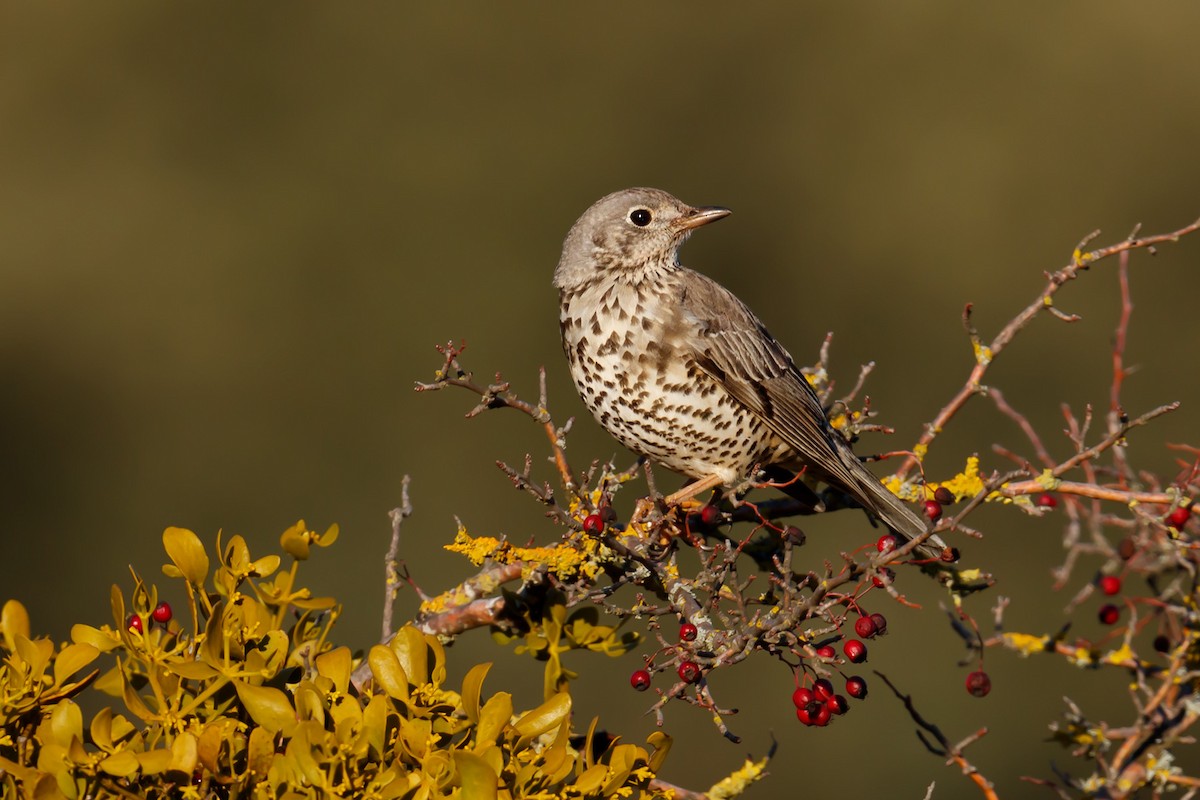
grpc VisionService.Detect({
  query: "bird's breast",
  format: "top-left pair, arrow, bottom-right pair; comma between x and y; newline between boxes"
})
559,282 -> 776,483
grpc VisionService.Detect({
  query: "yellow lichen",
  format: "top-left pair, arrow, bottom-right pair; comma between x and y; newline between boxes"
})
1035,469 -> 1061,491
443,527 -> 598,582
1104,643 -> 1135,666
1003,632 -> 1051,657
707,753 -> 771,799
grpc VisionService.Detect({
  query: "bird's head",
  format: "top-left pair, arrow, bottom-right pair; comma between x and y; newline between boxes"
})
553,187 -> 730,290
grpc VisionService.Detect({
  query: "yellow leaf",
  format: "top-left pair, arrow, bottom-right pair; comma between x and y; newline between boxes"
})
121,661 -> 156,723
390,626 -> 429,686
601,744 -> 639,794
246,726 -> 276,778
165,659 -> 220,681
169,732 -> 198,775
53,643 -> 99,687
162,527 -> 210,587
513,692 -> 571,742
69,624 -> 120,653
647,732 -> 672,772
315,646 -> 352,694
48,700 -> 83,748
363,694 -> 388,757
280,520 -> 311,560
135,748 -> 173,775
249,554 -> 282,577
461,662 -> 492,725
1,599 -> 30,650
99,750 -> 140,777
90,707 -> 115,750
234,681 -> 297,736
15,634 -> 54,678
196,723 -> 224,775
453,751 -> 497,800
541,743 -> 574,784
475,692 -> 513,749
573,764 -> 609,794
368,644 -> 410,702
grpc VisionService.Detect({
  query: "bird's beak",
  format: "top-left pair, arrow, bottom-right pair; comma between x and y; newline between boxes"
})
676,205 -> 731,231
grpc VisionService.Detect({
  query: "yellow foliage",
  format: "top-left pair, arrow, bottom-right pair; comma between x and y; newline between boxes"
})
0,525 -> 666,799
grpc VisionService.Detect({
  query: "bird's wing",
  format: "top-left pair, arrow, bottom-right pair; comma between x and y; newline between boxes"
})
670,269 -> 853,486
671,269 -> 932,544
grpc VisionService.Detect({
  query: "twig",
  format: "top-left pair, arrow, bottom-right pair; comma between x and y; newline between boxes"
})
416,342 -> 579,495
876,671 -> 998,800
381,475 -> 413,641
897,215 -> 1200,478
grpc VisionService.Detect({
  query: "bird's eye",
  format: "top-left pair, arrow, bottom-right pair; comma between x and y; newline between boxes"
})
629,208 -> 652,227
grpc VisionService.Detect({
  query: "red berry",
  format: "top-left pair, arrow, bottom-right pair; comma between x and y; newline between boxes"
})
1153,635 -> 1171,653
699,505 -> 722,527
869,613 -> 887,635
679,622 -> 698,642
127,614 -> 144,634
811,701 -> 832,727
583,514 -> 605,534
923,500 -> 943,522
151,601 -> 172,624
933,486 -> 955,505
1098,576 -> 1121,596
843,639 -> 867,663
854,616 -> 877,639
815,645 -> 836,660
796,706 -> 813,725
630,669 -> 652,691
1098,604 -> 1120,625
1036,493 -> 1058,508
845,676 -> 868,699
1167,505 -> 1191,530
871,568 -> 894,588
940,546 -> 960,563
876,534 -> 898,553
677,661 -> 701,683
826,694 -> 849,715
792,687 -> 814,708
812,678 -> 834,701
965,670 -> 991,697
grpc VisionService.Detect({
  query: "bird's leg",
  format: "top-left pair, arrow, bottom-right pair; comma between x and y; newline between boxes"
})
641,458 -> 661,500
664,473 -> 724,507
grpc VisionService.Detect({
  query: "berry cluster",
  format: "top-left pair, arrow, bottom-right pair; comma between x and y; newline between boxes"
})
792,677 -> 853,727
628,621 -> 709,693
921,485 -> 958,523
127,601 -> 173,635
788,609 -> 892,727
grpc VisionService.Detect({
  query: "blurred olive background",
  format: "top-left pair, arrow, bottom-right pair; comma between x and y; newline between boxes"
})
4,3 -> 1200,796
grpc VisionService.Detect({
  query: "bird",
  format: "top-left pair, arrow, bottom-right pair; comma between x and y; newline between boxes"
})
553,187 -> 945,559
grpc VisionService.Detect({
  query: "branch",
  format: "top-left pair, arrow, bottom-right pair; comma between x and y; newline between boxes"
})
381,475 -> 413,641
876,671 -> 998,800
897,215 -> 1200,478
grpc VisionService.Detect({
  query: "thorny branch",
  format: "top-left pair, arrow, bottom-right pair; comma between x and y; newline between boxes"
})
370,216 -> 1200,797
876,671 -> 998,800
380,474 -> 413,641
896,214 -> 1200,479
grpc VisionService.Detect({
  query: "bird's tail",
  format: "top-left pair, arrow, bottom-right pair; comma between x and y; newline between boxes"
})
843,458 -> 948,561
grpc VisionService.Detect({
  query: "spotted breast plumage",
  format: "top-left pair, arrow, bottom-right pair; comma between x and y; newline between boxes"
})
554,187 -> 944,558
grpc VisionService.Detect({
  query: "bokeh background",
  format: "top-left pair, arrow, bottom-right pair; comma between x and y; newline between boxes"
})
4,4 -> 1200,797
